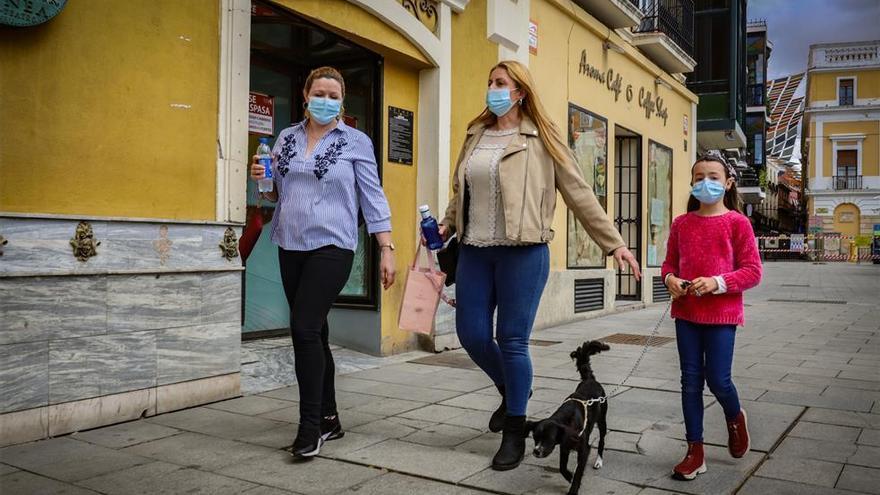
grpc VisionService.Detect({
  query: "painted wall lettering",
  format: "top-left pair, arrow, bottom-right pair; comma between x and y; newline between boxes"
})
578,49 -> 669,126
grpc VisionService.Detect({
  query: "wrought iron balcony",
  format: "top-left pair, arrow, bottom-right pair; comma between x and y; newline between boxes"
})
633,0 -> 694,57
833,175 -> 862,190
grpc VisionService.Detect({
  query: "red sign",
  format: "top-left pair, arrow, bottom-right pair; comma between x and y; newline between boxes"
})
251,4 -> 277,17
248,92 -> 274,136
342,114 -> 358,129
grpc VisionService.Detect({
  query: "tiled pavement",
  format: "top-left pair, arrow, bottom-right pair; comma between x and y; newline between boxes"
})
1,262 -> 878,494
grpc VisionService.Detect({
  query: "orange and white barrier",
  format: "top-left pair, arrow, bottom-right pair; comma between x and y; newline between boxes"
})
756,234 -> 879,262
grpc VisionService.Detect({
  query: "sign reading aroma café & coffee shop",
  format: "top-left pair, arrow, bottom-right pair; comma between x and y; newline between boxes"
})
578,50 -> 669,126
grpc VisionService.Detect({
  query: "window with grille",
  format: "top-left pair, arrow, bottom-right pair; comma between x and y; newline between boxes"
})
838,150 -> 856,175
839,79 -> 854,105
835,150 -> 859,190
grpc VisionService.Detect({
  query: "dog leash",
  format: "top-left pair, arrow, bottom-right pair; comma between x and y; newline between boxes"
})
605,297 -> 674,398
560,299 -> 673,439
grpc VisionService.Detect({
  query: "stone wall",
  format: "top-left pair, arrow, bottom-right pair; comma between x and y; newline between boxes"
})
0,214 -> 243,446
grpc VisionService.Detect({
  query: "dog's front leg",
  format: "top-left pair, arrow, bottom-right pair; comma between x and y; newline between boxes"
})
567,437 -> 590,495
559,446 -> 573,482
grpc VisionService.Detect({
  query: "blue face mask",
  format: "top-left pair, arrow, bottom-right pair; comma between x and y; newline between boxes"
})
487,88 -> 515,117
307,97 -> 341,125
691,179 -> 727,204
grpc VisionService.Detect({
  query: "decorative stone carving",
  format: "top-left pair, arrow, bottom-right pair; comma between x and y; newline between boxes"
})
397,0 -> 438,33
218,227 -> 239,261
70,221 -> 100,262
152,225 -> 174,266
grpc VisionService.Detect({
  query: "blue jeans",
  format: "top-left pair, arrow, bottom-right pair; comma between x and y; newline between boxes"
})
455,244 -> 549,416
676,319 -> 742,442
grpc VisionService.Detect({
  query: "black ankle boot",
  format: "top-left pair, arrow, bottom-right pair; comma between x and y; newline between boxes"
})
489,385 -> 506,432
492,415 -> 526,471
489,388 -> 532,432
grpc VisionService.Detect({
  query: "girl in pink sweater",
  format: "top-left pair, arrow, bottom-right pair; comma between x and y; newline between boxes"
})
661,154 -> 762,481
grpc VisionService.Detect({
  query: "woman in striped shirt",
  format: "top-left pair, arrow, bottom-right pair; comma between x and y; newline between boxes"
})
250,66 -> 396,460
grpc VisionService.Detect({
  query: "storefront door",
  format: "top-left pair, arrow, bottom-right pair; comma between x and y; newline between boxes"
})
614,128 -> 642,301
243,1 -> 383,335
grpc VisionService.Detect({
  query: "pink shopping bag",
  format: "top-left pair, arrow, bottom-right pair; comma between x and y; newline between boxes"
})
398,243 -> 447,334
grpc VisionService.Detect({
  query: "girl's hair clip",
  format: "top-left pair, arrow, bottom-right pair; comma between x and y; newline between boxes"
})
696,152 -> 738,178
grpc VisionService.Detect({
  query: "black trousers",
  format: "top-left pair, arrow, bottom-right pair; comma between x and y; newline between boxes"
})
278,245 -> 354,436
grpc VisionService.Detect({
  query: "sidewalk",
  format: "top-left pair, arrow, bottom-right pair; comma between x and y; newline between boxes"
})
1,262 -> 878,494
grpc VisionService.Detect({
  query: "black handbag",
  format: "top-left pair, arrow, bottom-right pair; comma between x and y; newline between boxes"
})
436,236 -> 459,286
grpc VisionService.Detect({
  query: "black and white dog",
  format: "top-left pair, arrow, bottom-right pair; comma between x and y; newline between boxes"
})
526,341 -> 610,495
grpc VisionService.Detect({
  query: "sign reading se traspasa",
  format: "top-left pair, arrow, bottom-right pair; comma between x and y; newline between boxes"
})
249,93 -> 274,136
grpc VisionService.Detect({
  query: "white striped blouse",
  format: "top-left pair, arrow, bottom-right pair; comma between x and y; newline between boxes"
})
269,120 -> 392,252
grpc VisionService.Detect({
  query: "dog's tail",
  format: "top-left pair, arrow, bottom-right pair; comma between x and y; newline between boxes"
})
585,340 -> 610,356
570,340 -> 611,379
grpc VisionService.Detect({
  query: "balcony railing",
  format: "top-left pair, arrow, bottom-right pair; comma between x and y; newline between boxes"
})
833,175 -> 862,190
738,177 -> 761,188
633,0 -> 694,57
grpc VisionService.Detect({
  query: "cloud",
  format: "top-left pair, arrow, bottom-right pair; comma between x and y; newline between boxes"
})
748,0 -> 880,79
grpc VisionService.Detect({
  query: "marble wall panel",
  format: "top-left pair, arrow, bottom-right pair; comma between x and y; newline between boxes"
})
157,322 -> 240,385
106,274 -> 201,333
0,216 -> 243,276
0,276 -> 108,345
201,271 -> 242,325
0,342 -> 49,413
48,332 -> 157,404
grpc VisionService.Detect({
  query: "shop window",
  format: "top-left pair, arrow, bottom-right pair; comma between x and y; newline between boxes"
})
567,104 -> 608,268
839,79 -> 854,105
647,141 -> 673,267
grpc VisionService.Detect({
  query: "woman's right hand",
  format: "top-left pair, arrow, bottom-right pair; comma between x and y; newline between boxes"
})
420,224 -> 450,246
249,155 -> 266,182
665,275 -> 689,299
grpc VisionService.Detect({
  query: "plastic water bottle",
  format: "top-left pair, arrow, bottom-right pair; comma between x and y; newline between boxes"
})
257,137 -> 273,193
419,205 -> 444,250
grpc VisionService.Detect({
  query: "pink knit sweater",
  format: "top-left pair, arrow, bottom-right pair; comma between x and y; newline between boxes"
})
661,211 -> 762,326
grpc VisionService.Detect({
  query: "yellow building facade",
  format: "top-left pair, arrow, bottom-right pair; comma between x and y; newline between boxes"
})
0,0 -> 695,445
803,40 -> 880,238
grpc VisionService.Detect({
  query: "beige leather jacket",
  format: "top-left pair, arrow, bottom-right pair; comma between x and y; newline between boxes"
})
441,117 -> 625,255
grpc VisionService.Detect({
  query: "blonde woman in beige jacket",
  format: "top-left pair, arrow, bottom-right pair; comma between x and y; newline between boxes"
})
438,60 -> 640,471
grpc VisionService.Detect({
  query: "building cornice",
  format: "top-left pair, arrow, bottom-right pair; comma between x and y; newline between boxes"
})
805,189 -> 880,197
828,133 -> 867,142
441,0 -> 469,13
807,66 -> 880,74
804,105 -> 880,114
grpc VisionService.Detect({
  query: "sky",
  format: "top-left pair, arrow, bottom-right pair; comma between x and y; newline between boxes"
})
747,0 -> 880,81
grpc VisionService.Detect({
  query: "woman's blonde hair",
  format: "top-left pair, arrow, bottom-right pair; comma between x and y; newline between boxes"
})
467,60 -> 572,167
304,66 -> 346,97
303,66 -> 346,120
